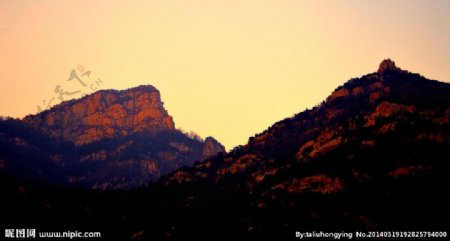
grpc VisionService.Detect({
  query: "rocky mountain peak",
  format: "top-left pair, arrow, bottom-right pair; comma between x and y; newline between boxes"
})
202,136 -> 226,159
24,84 -> 175,145
377,58 -> 400,74
328,59 -> 414,104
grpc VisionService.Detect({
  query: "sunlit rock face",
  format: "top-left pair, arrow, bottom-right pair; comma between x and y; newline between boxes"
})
24,85 -> 175,145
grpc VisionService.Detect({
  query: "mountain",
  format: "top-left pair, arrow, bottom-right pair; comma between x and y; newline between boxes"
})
0,85 -> 225,189
1,59 -> 448,240
153,59 -> 449,238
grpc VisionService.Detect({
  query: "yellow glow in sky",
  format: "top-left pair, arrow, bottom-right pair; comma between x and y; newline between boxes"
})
0,0 -> 449,150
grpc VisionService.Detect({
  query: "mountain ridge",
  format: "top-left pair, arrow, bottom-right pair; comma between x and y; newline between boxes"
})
155,59 -> 449,235
164,59 -> 449,184
1,84 -> 225,189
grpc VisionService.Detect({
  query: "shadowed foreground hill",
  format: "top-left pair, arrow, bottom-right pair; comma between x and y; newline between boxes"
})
1,60 -> 448,240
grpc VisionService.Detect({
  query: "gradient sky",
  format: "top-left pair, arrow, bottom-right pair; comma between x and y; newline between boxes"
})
1,0 -> 449,150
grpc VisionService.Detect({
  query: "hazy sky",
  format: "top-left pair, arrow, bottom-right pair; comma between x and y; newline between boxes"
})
1,0 -> 449,150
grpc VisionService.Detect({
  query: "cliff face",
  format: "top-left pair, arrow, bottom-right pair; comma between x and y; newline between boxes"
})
1,85 -> 225,189
24,85 -> 175,145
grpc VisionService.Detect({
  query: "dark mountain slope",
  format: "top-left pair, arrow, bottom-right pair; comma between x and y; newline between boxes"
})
0,118 -> 71,184
156,59 -> 449,237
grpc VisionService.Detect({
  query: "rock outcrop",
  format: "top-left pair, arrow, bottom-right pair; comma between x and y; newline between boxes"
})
24,85 -> 175,145
377,58 -> 401,74
202,136 -> 226,159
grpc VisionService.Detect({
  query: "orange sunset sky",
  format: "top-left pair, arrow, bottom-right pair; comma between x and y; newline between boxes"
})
0,0 -> 449,150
